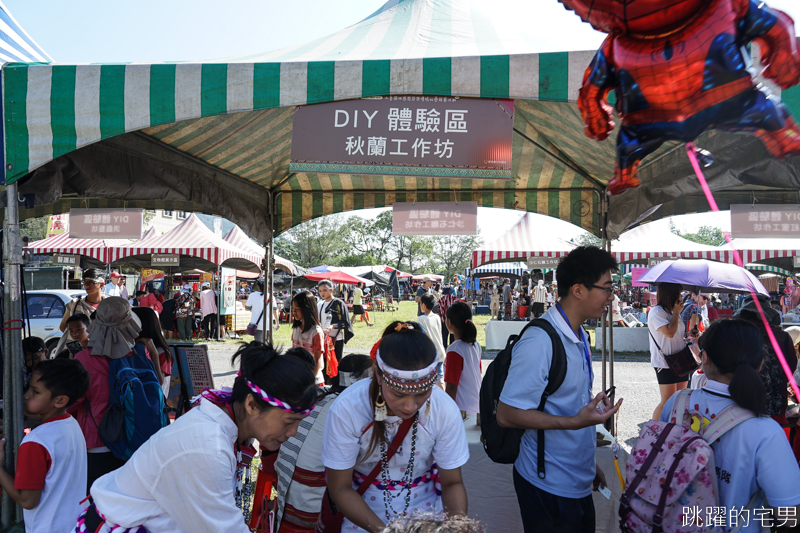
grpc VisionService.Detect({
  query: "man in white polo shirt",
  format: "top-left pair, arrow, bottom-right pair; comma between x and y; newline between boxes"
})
497,246 -> 622,533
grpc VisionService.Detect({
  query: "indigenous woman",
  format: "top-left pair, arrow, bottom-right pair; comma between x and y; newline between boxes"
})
78,343 -> 318,532
322,321 -> 469,533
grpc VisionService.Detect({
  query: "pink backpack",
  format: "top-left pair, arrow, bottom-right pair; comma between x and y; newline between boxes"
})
619,389 -> 757,533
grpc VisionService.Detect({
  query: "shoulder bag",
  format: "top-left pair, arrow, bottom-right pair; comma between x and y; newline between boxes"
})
246,304 -> 265,337
315,416 -> 414,532
648,329 -> 699,378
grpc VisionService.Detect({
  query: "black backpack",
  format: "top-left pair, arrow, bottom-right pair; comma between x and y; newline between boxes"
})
479,319 -> 567,476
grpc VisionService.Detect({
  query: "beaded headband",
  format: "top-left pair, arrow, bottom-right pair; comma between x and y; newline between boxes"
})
244,378 -> 316,415
376,350 -> 438,393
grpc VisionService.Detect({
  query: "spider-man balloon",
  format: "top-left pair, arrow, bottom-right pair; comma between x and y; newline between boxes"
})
559,0 -> 800,195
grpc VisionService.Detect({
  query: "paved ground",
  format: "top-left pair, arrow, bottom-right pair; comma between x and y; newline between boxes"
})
206,343 -> 656,451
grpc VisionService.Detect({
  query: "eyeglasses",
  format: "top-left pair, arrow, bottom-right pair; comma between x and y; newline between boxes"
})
585,284 -> 616,293
83,280 -> 98,287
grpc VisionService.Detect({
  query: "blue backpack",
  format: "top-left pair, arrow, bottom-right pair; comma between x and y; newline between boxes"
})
99,343 -> 168,460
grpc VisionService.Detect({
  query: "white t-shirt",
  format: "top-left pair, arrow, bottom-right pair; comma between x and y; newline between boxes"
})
661,381 -> 800,532
246,292 -> 271,331
417,312 -> 446,363
647,305 -> 686,368
19,414 -> 87,533
321,379 -> 469,532
91,398 -> 250,533
444,339 -> 482,415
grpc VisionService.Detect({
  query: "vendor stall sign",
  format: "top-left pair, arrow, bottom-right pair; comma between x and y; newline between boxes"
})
141,269 -> 165,282
631,267 -> 649,287
69,208 -> 143,239
51,253 -> 79,266
221,267 -> 236,315
648,257 -> 680,267
794,256 -> 800,268
151,254 -> 180,267
527,257 -> 561,270
392,201 -> 477,236
731,204 -> 800,238
290,97 -> 513,180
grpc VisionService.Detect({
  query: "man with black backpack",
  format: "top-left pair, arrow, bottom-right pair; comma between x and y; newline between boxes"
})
495,246 -> 622,533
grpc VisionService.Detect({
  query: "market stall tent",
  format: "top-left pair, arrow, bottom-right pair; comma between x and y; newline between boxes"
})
471,212 -> 577,269
26,232 -> 130,265
108,214 -> 262,272
466,262 -> 527,279
720,238 -> 800,267
745,263 -> 794,277
610,223 -> 732,264
223,224 -> 298,274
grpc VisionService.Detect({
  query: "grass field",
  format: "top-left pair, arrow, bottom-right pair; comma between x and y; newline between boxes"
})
221,300 -> 494,352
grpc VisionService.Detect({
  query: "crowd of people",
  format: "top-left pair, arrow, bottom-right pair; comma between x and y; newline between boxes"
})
9,246 -> 800,533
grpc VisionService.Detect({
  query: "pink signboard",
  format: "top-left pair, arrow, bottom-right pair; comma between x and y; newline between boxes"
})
290,97 -> 513,180
392,201 -> 477,236
69,208 -> 143,239
730,204 -> 800,238
631,267 -> 649,287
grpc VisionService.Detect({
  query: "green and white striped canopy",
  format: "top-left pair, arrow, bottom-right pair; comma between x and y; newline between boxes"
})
4,0 -> 800,239
745,263 -> 794,277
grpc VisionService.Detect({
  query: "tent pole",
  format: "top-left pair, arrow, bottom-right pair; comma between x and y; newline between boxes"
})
3,183 -> 23,523
266,190 -> 275,345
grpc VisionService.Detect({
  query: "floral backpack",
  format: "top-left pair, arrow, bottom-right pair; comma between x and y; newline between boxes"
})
619,389 -> 758,533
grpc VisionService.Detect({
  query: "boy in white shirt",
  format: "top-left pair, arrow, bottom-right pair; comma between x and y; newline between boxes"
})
418,293 -> 447,384
0,359 -> 90,533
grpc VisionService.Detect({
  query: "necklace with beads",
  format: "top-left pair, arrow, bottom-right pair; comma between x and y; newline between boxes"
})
379,413 -> 418,521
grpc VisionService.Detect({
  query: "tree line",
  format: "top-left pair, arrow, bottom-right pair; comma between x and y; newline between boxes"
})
275,211 -> 483,281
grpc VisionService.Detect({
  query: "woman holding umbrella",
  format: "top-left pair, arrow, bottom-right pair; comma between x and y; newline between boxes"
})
647,282 -> 689,420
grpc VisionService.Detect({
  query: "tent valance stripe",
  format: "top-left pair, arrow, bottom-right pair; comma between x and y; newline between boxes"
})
3,51 -> 593,184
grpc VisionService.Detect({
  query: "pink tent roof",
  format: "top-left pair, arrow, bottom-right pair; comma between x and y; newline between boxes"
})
612,224 -> 732,263
109,214 -> 261,269
471,213 -> 576,269
26,232 -> 130,263
223,225 -> 297,274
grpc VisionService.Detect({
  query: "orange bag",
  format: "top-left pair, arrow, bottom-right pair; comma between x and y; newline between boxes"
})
324,336 -> 338,378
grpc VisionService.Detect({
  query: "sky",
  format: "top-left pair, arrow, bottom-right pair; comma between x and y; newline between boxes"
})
5,0 -> 797,241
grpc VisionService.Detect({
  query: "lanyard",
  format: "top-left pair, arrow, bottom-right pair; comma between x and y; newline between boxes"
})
555,304 -> 594,390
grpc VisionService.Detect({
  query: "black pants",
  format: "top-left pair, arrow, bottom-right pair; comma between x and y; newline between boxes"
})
87,452 -> 126,491
513,467 -> 595,533
202,313 -> 218,340
333,339 -> 344,362
441,320 -> 453,349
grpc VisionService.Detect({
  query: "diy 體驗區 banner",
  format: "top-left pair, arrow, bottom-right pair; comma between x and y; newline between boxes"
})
393,201 -> 477,236
290,97 -> 513,180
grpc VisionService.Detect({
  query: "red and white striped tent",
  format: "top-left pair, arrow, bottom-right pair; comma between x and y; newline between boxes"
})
471,213 -> 577,269
26,232 -> 130,264
223,225 -> 298,275
611,224 -> 732,264
109,214 -> 261,272
720,238 -> 800,265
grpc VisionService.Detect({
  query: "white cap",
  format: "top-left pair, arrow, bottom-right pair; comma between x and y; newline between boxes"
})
201,282 -> 211,288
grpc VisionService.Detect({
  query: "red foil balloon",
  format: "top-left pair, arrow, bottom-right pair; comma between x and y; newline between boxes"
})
559,0 -> 800,195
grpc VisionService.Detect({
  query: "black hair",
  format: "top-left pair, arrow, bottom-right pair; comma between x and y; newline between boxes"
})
132,306 -> 173,362
135,290 -> 146,298
291,291 -> 320,333
82,268 -> 105,281
330,353 -> 373,393
420,293 -> 435,312
364,321 -> 436,461
446,301 -> 477,344
555,246 -> 618,298
32,359 -> 90,407
66,313 -> 91,330
698,319 -> 767,416
22,336 -> 46,354
656,283 -> 682,311
230,342 -> 317,413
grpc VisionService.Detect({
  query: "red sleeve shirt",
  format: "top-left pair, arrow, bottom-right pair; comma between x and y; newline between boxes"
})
444,351 -> 464,386
15,441 -> 50,490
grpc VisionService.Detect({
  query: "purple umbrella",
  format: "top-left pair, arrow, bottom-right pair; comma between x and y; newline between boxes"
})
637,259 -> 769,296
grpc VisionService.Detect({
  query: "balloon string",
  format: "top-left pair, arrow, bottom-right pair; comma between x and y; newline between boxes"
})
686,143 -> 800,401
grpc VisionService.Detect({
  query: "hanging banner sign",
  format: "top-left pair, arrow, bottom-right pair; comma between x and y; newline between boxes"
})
151,254 -> 180,267
527,257 -> 562,270
46,214 -> 69,238
141,269 -> 165,282
290,97 -> 513,180
730,204 -> 800,238
631,267 -> 649,287
392,201 -> 477,235
51,253 -> 79,266
794,256 -> 800,268
221,266 -> 237,315
69,208 -> 143,239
